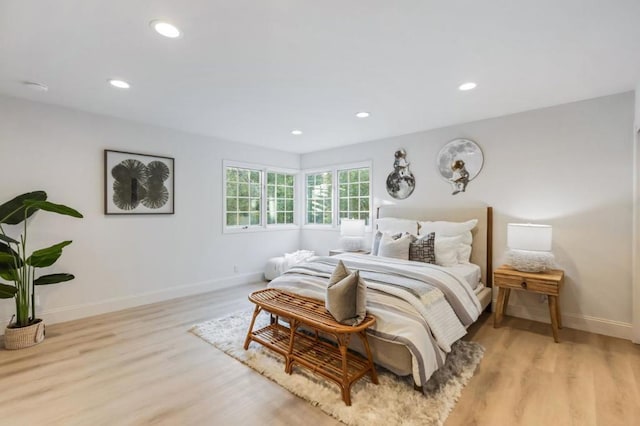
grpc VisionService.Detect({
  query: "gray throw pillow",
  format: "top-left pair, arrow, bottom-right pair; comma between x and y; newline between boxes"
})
409,232 -> 436,264
325,260 -> 367,326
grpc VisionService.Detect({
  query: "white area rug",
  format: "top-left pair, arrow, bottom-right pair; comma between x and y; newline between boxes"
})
190,311 -> 484,426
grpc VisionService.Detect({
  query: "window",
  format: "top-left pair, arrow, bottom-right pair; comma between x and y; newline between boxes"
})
303,162 -> 371,228
225,166 -> 262,227
267,172 -> 295,225
306,172 -> 333,225
224,161 -> 297,231
338,167 -> 370,225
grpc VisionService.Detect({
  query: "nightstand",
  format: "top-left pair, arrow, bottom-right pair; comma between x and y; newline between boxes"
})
493,265 -> 565,342
329,249 -> 370,256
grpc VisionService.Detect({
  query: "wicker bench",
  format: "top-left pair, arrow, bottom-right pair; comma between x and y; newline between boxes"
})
244,288 -> 378,406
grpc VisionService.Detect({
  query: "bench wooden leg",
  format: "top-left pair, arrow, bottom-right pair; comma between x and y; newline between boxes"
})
243,305 -> 262,350
285,319 -> 299,374
336,334 -> 352,406
358,330 -> 378,385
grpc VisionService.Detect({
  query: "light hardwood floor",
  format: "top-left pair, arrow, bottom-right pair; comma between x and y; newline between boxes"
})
1,282 -> 639,425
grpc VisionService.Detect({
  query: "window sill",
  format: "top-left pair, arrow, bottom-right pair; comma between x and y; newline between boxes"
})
223,224 -> 300,234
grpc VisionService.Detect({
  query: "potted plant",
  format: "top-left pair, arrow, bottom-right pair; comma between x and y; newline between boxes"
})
0,191 -> 82,350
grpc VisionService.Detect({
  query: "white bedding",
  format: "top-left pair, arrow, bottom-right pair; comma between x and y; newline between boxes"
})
267,253 -> 482,387
447,262 -> 482,290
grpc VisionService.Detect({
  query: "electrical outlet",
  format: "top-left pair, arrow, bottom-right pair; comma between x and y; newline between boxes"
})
233,265 -> 239,273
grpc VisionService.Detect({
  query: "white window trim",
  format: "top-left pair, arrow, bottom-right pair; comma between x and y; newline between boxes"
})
302,160 -> 372,231
223,160 -> 299,234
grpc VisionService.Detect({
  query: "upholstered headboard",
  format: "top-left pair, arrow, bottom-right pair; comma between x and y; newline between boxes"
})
376,206 -> 493,287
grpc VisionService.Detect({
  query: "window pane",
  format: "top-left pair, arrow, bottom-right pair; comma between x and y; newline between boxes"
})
238,213 -> 250,225
226,198 -> 237,212
266,172 -> 295,225
227,213 -> 237,226
285,200 -> 294,211
238,198 -> 249,211
238,184 -> 249,197
285,213 -> 293,223
250,171 -> 260,183
305,172 -> 332,225
267,172 -> 275,185
250,198 -> 260,211
336,167 -> 370,226
238,169 -> 249,183
226,168 -> 238,182
227,183 -> 238,197
250,184 -> 261,197
250,213 -> 260,225
360,183 -> 369,197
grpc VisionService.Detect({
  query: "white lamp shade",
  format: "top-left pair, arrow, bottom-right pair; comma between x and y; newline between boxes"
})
507,223 -> 552,251
340,219 -> 365,237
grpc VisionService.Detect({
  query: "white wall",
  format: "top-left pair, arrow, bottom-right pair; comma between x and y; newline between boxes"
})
0,95 -> 300,326
301,92 -> 635,339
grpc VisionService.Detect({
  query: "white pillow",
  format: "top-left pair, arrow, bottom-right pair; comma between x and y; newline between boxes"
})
370,231 -> 403,256
377,217 -> 419,235
418,219 -> 477,242
378,233 -> 413,260
419,219 -> 477,263
435,235 -> 462,267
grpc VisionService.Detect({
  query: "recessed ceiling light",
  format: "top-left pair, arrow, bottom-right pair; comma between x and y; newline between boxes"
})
108,79 -> 131,89
291,130 -> 303,136
23,81 -> 48,92
458,82 -> 477,91
355,112 -> 370,118
150,20 -> 181,38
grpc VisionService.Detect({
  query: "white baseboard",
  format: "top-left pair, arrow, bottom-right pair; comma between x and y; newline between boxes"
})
1,271 -> 264,333
497,302 -> 633,341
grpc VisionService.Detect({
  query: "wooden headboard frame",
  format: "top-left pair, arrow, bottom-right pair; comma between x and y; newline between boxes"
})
376,206 -> 493,287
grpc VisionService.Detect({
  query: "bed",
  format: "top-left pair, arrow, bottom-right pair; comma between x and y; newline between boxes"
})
267,206 -> 493,389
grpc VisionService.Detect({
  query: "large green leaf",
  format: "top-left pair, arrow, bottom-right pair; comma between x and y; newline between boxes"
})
23,200 -> 83,219
27,241 -> 72,268
0,234 -> 18,245
0,283 -> 17,299
0,191 -> 47,224
34,273 -> 75,285
0,243 -> 21,281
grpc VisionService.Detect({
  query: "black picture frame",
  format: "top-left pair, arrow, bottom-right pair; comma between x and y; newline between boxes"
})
104,149 -> 175,215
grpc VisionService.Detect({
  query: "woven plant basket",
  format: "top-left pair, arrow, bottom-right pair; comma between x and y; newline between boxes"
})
4,319 -> 45,350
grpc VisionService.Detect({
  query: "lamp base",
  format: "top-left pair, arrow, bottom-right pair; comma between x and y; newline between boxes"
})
507,249 -> 555,273
340,236 -> 363,252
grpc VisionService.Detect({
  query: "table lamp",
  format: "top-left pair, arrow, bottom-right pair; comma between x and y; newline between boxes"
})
340,219 -> 365,251
506,223 -> 554,272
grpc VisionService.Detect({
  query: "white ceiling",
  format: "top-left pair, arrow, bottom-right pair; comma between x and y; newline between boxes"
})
1,1 -> 639,154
